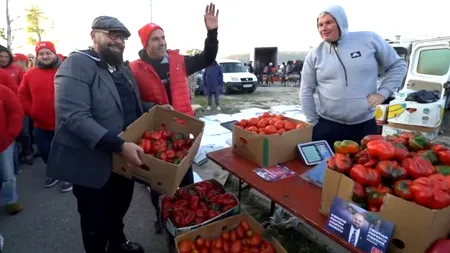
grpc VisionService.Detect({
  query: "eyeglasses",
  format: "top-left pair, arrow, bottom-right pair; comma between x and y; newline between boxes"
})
95,30 -> 128,41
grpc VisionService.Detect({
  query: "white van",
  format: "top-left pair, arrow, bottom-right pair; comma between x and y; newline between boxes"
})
217,59 -> 258,95
400,36 -> 450,107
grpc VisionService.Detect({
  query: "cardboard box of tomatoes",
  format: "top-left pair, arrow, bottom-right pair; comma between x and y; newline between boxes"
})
162,180 -> 240,252
175,213 -> 287,253
232,112 -> 312,167
112,106 -> 204,196
320,134 -> 450,253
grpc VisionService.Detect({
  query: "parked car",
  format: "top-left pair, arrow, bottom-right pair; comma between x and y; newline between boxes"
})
217,59 -> 258,95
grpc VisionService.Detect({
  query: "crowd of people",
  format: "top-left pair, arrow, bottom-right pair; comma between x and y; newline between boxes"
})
0,3 -> 407,253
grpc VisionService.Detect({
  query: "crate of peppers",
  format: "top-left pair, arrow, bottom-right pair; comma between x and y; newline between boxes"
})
321,133 -> 450,253
161,180 -> 240,238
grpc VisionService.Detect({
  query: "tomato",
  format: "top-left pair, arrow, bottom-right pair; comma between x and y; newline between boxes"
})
250,247 -> 261,253
264,125 -> 277,134
240,220 -> 250,231
200,248 -> 209,253
195,237 -> 206,249
247,126 -> 258,132
249,235 -> 263,247
221,231 -> 230,241
273,121 -> 285,129
239,119 -> 248,128
284,122 -> 295,131
178,240 -> 194,253
236,226 -> 245,239
262,112 -> 271,118
211,248 -> 224,253
205,240 -> 212,248
230,240 -> 243,253
143,131 -> 151,140
223,241 -> 230,252
248,118 -> 258,126
276,114 -> 284,120
277,129 -> 286,135
230,231 -> 237,241
259,131 -> 266,135
256,120 -> 267,128
213,238 -> 223,249
296,123 -> 306,129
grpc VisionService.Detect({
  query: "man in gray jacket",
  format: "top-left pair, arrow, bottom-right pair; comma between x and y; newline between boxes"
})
300,5 -> 406,147
47,16 -> 151,253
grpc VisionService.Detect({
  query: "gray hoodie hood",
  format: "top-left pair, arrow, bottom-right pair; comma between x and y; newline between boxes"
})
319,5 -> 348,40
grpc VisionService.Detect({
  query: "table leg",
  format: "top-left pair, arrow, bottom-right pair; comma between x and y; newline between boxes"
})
270,201 -> 276,216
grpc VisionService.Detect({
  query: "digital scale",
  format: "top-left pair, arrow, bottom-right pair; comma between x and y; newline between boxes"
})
297,140 -> 334,166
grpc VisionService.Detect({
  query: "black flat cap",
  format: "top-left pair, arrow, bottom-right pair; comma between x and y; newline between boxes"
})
91,16 -> 131,38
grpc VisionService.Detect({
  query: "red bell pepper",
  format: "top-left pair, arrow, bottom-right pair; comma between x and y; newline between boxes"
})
173,139 -> 185,151
176,188 -> 190,199
366,140 -> 396,161
349,164 -> 381,187
150,131 -> 162,141
426,239 -> 450,253
410,177 -> 450,209
171,210 -> 184,227
208,210 -> 221,219
195,217 -> 206,224
375,160 -> 407,182
391,143 -> 410,161
360,135 -> 385,149
196,181 -> 213,191
199,202 -> 209,210
162,209 -> 171,221
182,209 -> 196,226
185,138 -> 194,148
173,199 -> 188,207
189,195 -> 200,210
393,179 -> 413,200
165,149 -> 176,160
401,157 -> 435,179
206,190 -> 220,201
160,124 -> 172,140
162,196 -> 174,210
430,143 -> 448,153
385,135 -> 408,146
436,150 -> 450,165
398,132 -> 417,146
327,153 -> 353,173
417,150 -> 439,165
195,208 -> 208,218
222,205 -> 235,212
159,152 -> 169,162
333,140 -> 360,155
364,186 -> 384,207
353,150 -> 377,168
352,182 -> 366,203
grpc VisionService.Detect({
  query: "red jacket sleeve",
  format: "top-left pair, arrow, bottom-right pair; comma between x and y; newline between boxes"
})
0,69 -> 17,94
1,85 -> 24,141
18,72 -> 32,116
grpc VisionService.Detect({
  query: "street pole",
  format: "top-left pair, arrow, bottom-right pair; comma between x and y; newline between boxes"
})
150,0 -> 153,22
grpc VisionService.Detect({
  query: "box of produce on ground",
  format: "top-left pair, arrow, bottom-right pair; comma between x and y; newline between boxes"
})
320,134 -> 450,253
162,180 -> 239,252
232,112 -> 312,167
175,213 -> 287,253
112,106 -> 204,196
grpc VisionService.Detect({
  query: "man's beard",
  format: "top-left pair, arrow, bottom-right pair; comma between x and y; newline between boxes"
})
98,42 -> 124,66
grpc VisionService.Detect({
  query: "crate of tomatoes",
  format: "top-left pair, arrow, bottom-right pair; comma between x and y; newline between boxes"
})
175,213 -> 287,253
161,180 -> 240,252
320,133 -> 450,253
232,112 -> 312,167
112,106 -> 204,196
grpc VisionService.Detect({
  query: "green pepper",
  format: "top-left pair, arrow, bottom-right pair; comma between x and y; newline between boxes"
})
418,150 -> 438,165
408,135 -> 429,151
435,165 -> 450,175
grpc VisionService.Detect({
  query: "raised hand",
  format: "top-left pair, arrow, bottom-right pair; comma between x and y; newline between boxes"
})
204,2 -> 219,31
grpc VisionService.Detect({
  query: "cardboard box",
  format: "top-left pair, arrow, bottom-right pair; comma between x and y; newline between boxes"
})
162,180 -> 240,252
382,123 -> 440,141
232,118 -> 312,167
320,169 -> 450,253
112,106 -> 204,196
387,100 -> 445,128
374,104 -> 389,125
174,213 -> 287,253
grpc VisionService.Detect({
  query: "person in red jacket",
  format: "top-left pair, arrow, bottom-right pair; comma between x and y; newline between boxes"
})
0,84 -> 24,215
129,3 -> 219,233
0,45 -> 25,87
0,68 -> 17,94
13,53 -> 30,72
18,41 -> 73,193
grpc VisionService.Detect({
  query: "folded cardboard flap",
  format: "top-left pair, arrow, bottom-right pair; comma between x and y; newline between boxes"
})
174,213 -> 287,253
320,168 -> 450,253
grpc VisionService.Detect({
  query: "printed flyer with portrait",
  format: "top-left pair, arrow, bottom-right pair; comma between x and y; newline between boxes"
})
325,197 -> 395,253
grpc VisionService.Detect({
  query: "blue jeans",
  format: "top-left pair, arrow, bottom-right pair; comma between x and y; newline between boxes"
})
13,143 -> 19,174
33,128 -> 54,164
0,142 -> 18,205
18,116 -> 33,155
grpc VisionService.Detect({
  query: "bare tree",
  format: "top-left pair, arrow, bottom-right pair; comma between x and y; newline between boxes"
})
1,0 -> 22,50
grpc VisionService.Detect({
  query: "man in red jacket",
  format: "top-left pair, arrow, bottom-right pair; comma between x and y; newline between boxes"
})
0,45 -> 25,87
18,41 -> 73,192
0,84 -> 24,215
130,3 -> 219,233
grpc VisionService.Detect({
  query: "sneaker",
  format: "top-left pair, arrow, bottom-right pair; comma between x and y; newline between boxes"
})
206,106 -> 211,111
6,203 -> 23,215
216,106 -> 222,111
61,182 -> 73,193
45,178 -> 59,188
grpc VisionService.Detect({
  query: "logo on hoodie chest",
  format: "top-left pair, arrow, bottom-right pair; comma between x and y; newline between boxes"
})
350,51 -> 362,59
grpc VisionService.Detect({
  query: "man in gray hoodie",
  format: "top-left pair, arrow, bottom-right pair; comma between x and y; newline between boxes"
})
300,5 -> 406,146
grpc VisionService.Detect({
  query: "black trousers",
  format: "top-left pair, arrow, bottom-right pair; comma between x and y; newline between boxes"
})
312,117 -> 378,148
73,173 -> 134,253
150,166 -> 194,214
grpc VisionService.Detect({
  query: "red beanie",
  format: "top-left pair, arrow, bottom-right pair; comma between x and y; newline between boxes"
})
35,41 -> 56,55
13,53 -> 28,62
138,23 -> 163,48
